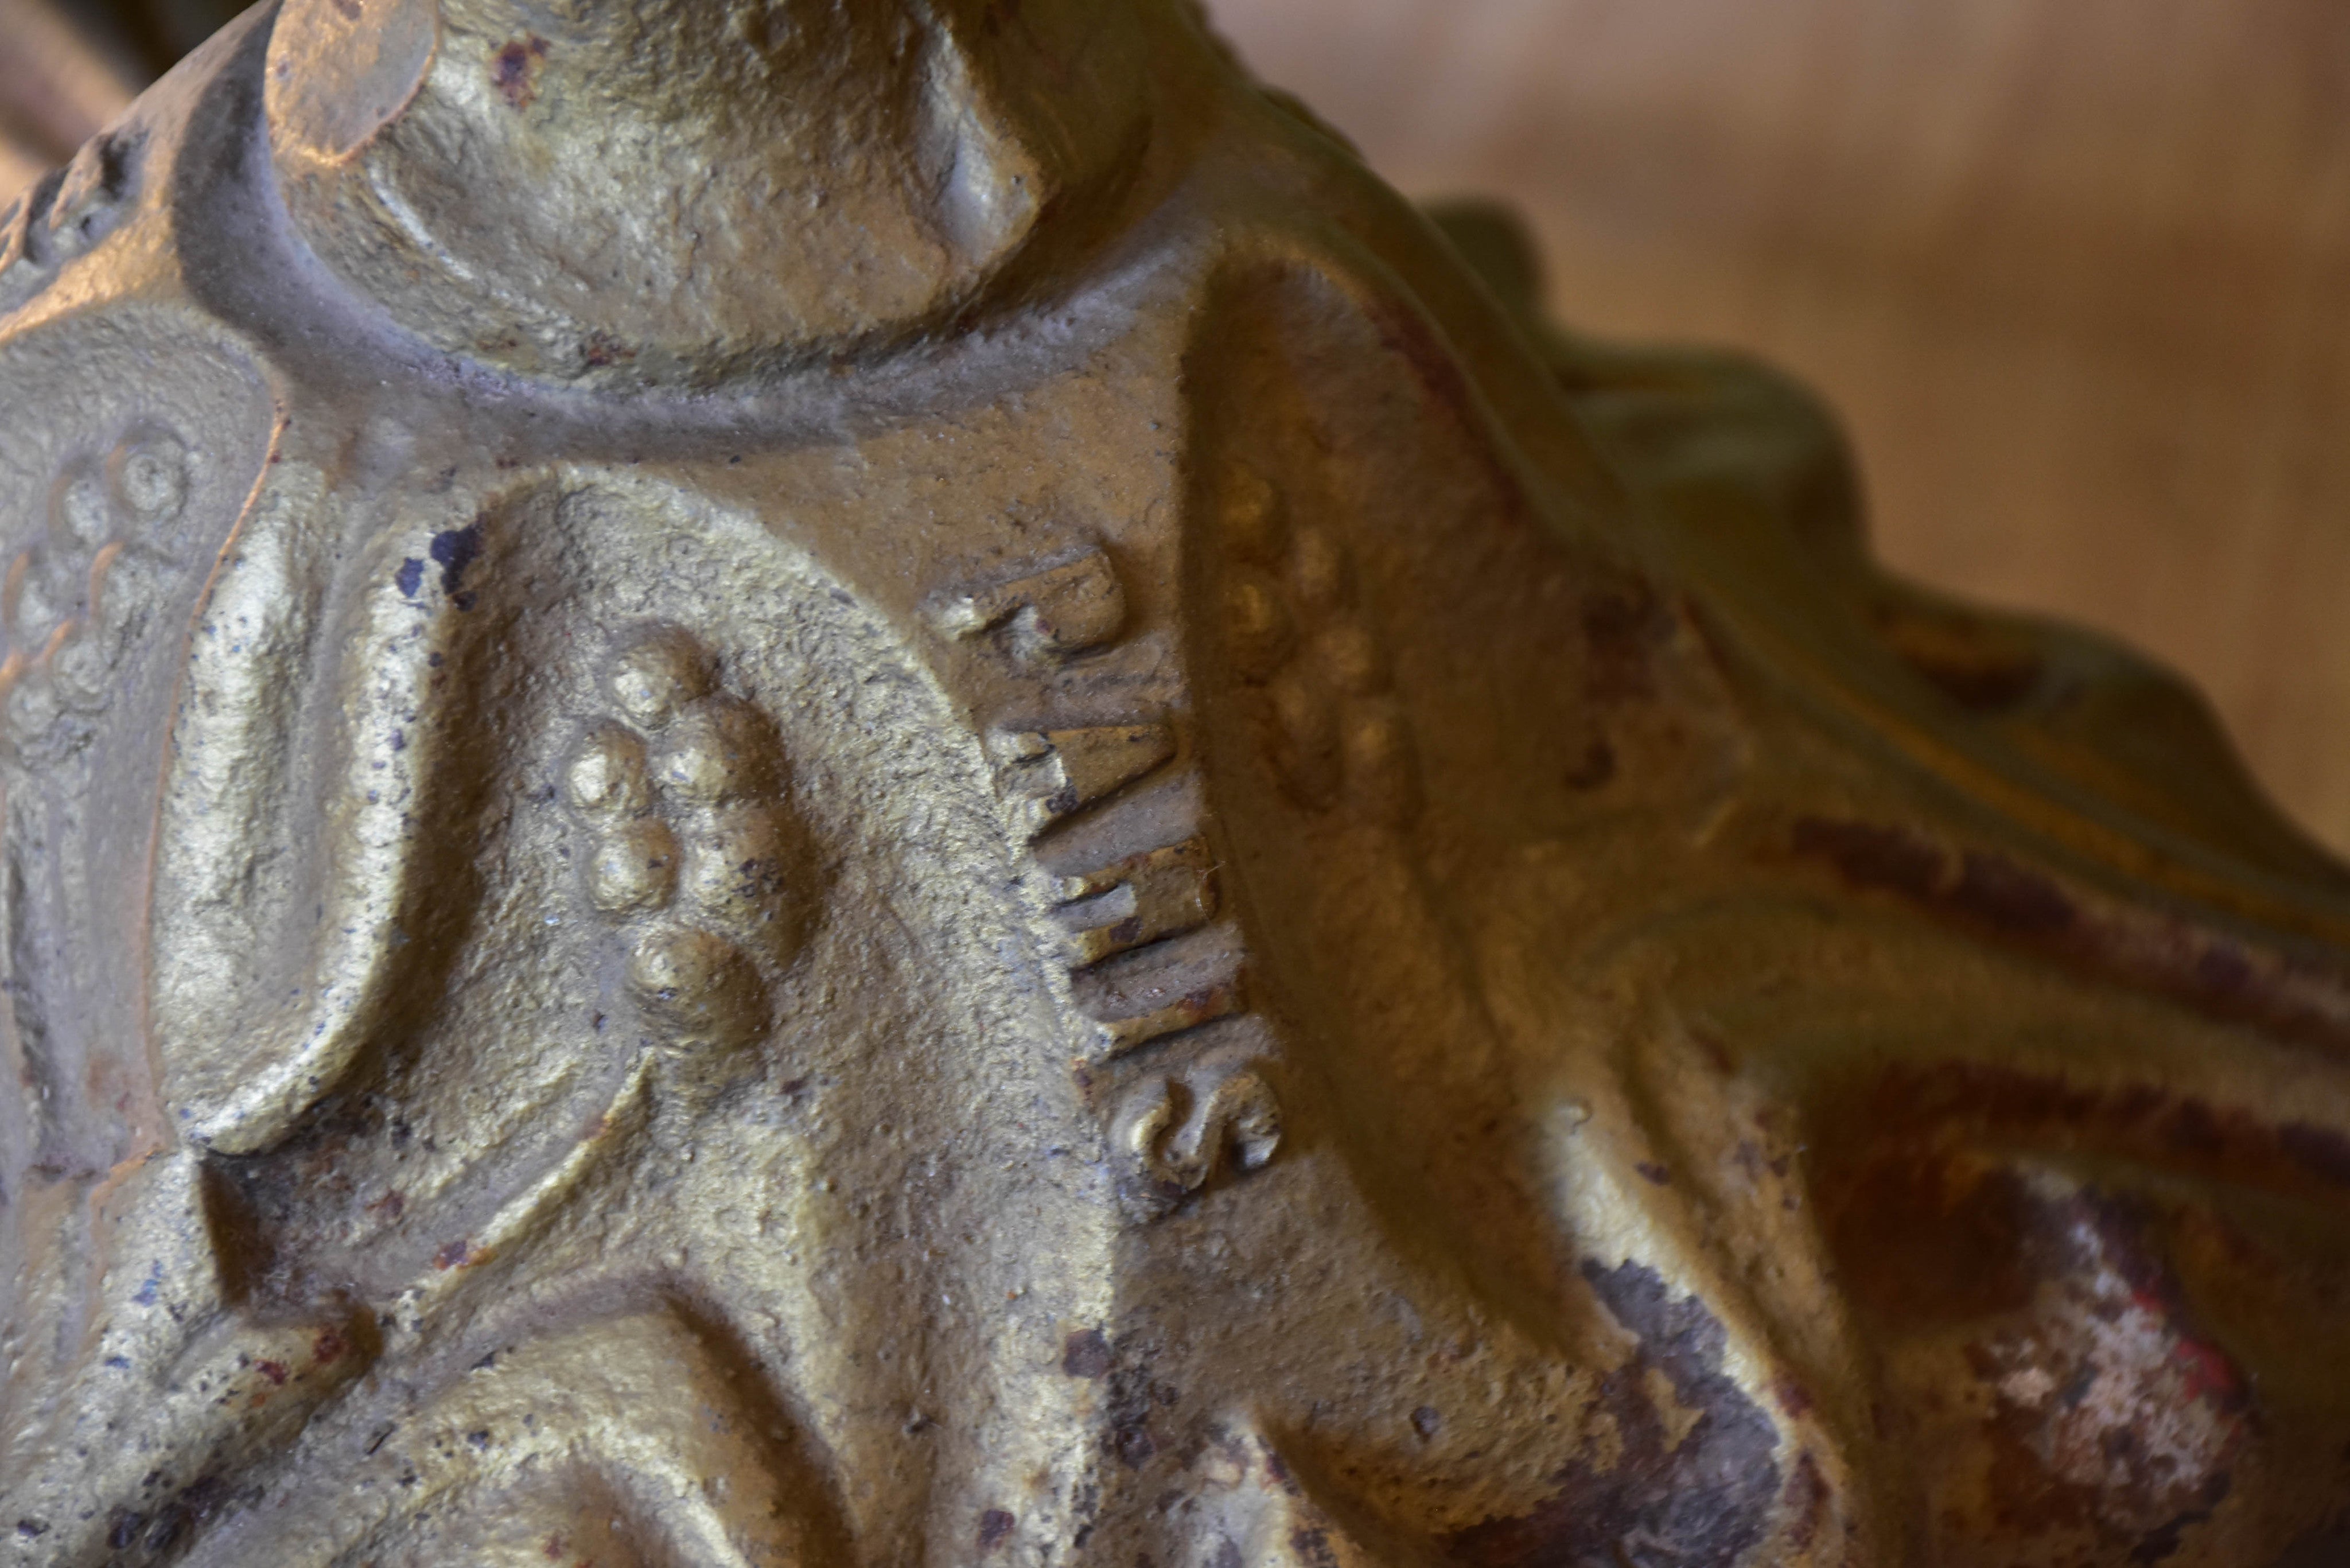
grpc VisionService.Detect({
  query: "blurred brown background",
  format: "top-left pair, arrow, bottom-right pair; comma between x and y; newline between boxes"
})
9,0 -> 2350,852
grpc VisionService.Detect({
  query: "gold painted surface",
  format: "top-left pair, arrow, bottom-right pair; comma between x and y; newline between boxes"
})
1,4 -> 2348,1565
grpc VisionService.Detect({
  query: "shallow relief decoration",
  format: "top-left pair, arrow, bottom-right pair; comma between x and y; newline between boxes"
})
0,308 -> 275,1185
3,2 -> 2350,1567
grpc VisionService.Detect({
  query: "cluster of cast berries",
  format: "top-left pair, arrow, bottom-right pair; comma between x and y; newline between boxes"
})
565,625 -> 806,1049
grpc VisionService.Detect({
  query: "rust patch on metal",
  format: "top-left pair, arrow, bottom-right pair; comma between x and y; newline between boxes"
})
1791,816 -> 1946,904
1061,1327 -> 1110,1379
1289,1525 -> 1341,1567
1838,1060 -> 2350,1211
1788,816 -> 2350,1055
1826,1149 -> 2039,1327
1098,1355 -> 1177,1473
1443,1262 -> 1780,1567
491,37 -> 550,111
1580,583 -> 1668,706
2276,1122 -> 2350,1188
1781,1451 -> 1831,1554
1362,291 -> 1542,535
1948,850 -> 2077,936
1819,1090 -> 2266,1564
976,1508 -> 1014,1552
1963,1193 -> 2250,1559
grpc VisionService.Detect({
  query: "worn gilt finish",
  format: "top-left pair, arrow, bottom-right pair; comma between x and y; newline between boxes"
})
2,2 -> 2349,1563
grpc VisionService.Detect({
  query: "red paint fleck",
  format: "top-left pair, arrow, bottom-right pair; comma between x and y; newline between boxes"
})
2170,1334 -> 2245,1405
255,1360 -> 288,1386
433,1239 -> 471,1271
312,1328 -> 346,1364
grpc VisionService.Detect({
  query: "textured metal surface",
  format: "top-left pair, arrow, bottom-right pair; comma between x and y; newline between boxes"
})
2,3 -> 2348,1564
